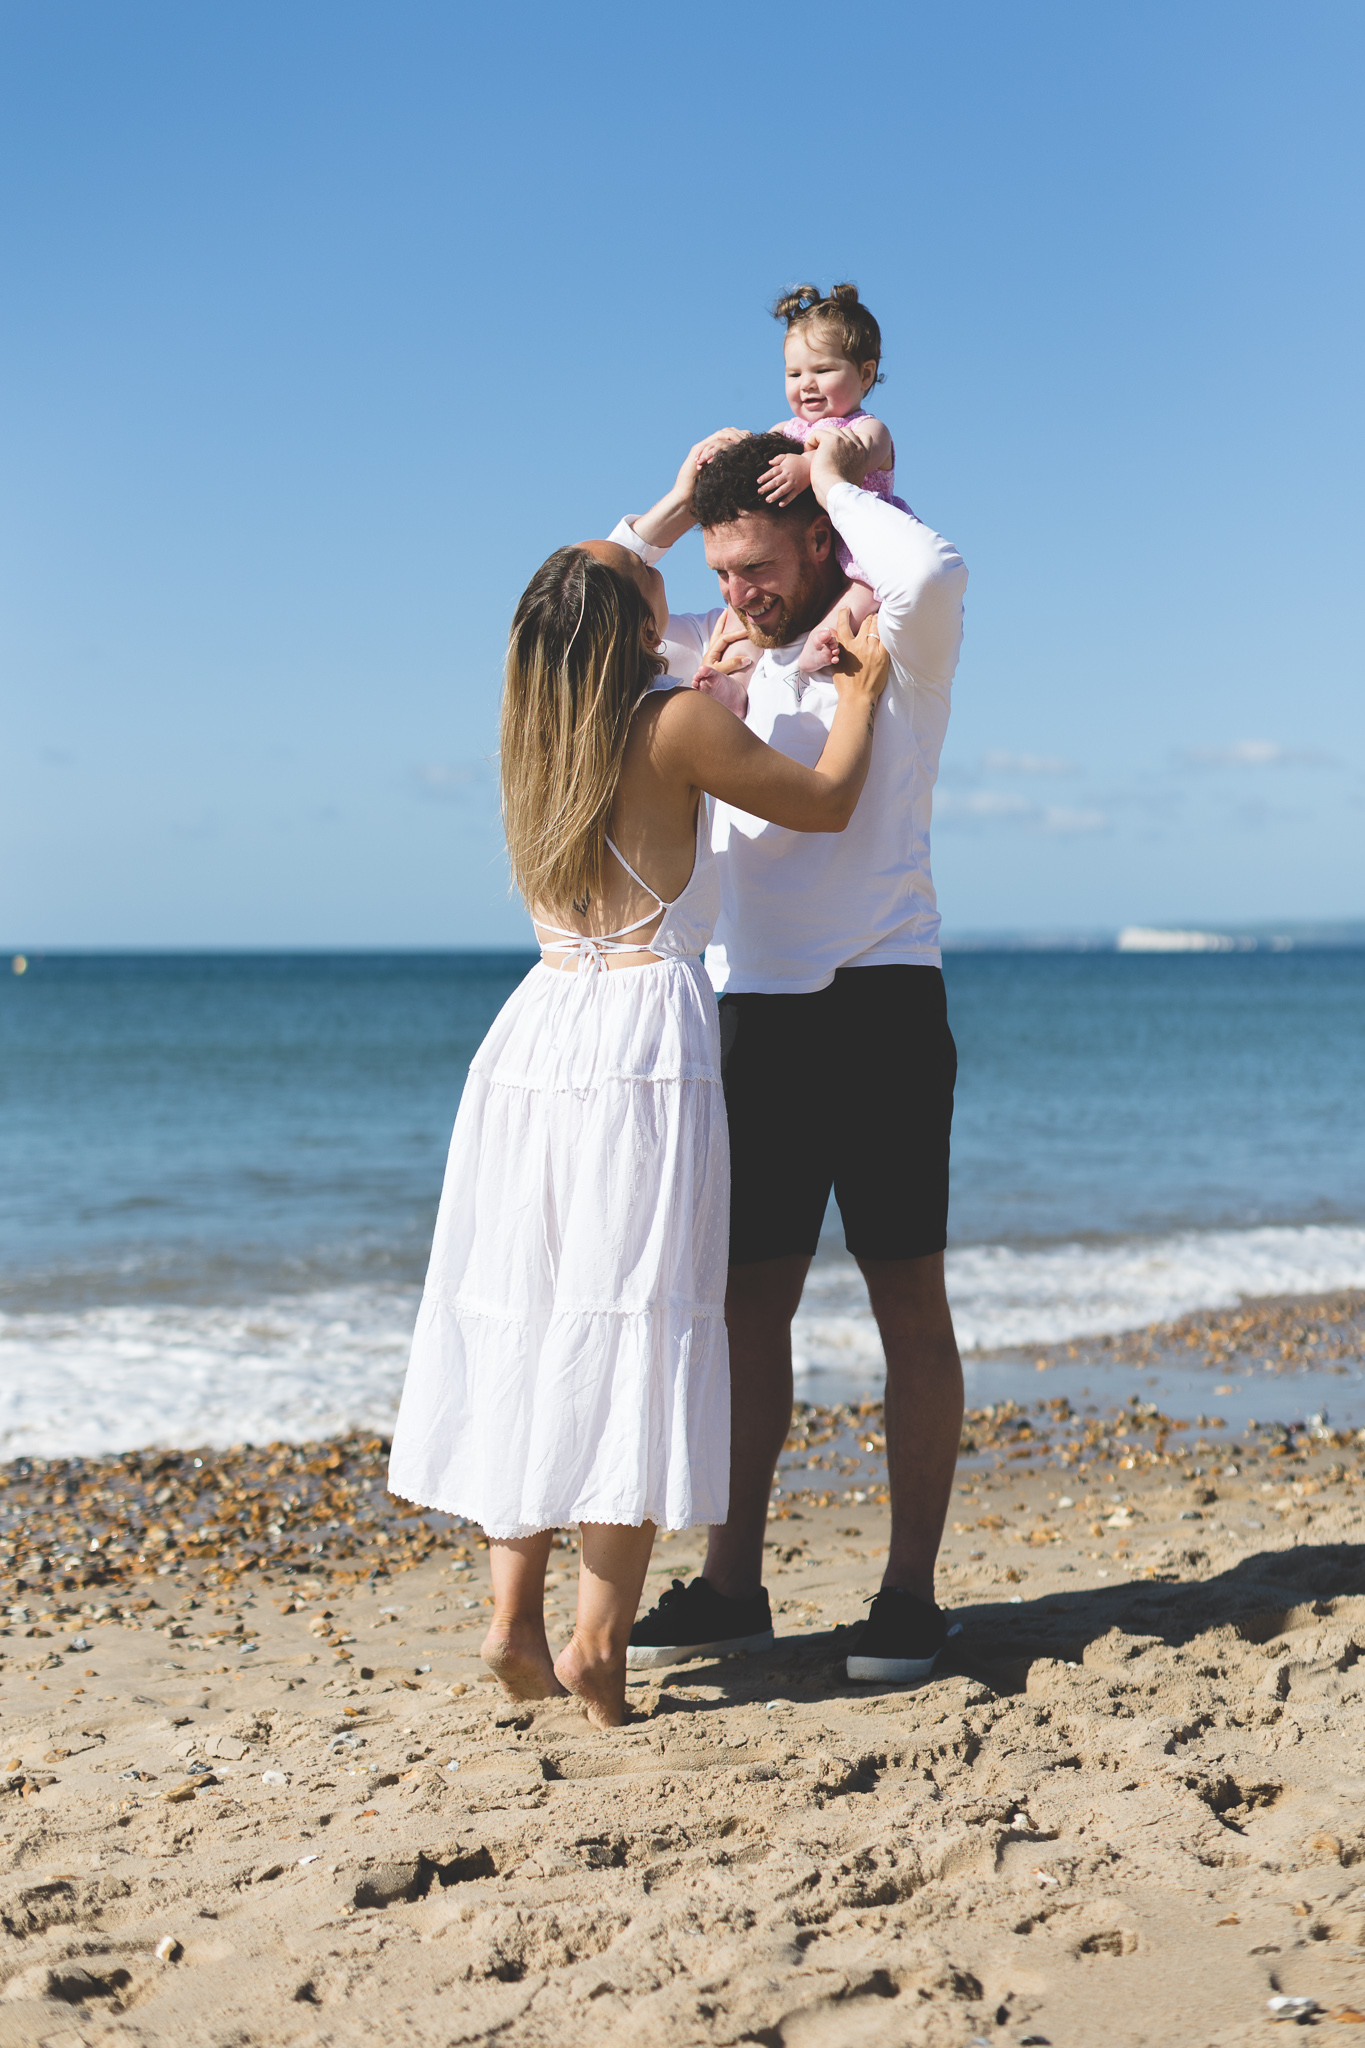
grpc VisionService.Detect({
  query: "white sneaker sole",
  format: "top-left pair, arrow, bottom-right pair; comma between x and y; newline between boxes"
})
626,1627 -> 775,1671
845,1648 -> 942,1683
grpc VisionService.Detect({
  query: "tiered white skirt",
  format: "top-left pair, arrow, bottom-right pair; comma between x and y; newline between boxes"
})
387,956 -> 731,1539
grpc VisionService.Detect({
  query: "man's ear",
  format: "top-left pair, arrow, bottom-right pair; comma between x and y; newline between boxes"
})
806,515 -> 834,564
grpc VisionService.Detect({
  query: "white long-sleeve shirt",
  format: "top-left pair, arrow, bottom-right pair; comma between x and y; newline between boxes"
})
609,484 -> 967,995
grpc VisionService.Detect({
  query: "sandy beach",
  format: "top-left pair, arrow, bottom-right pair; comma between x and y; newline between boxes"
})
2,1292 -> 1364,2046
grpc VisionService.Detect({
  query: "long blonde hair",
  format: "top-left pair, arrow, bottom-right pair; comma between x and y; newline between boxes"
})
500,546 -> 666,918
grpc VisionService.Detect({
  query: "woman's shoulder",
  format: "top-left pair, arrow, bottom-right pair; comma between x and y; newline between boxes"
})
637,682 -> 698,725
637,684 -> 739,747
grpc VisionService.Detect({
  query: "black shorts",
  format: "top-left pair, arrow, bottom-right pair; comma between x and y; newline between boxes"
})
719,964 -> 956,1266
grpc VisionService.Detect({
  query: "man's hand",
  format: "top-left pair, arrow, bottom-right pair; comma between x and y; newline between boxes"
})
807,426 -> 874,507
633,430 -> 750,551
755,449 -> 811,506
691,427 -> 750,472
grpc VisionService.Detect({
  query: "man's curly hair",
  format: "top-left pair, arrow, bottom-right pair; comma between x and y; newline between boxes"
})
690,432 -> 821,531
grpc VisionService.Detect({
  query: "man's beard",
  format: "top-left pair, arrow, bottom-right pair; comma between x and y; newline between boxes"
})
739,560 -> 844,650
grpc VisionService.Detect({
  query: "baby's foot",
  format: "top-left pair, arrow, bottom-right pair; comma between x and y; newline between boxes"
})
481,1623 -> 566,1702
554,1633 -> 629,1730
692,667 -> 749,719
797,624 -> 839,675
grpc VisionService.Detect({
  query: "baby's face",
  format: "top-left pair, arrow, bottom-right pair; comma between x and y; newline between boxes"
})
784,327 -> 875,422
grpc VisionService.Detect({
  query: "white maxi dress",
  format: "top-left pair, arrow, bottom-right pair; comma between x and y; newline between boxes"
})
387,796 -> 729,1539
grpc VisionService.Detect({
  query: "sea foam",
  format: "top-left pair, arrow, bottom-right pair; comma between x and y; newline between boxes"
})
3,1222 -> 1364,1459
794,1221 -> 1365,1375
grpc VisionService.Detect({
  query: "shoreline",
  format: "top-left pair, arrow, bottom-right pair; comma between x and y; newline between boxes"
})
2,1292 -> 1363,2042
0,1289 -> 1359,1607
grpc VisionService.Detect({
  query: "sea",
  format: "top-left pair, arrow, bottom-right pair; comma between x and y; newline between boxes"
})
4,949 -> 1365,1460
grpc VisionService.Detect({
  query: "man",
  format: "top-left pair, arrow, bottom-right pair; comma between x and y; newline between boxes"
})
613,425 -> 968,1684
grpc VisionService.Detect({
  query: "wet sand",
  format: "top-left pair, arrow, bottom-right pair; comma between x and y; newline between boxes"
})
2,1293 -> 1364,2045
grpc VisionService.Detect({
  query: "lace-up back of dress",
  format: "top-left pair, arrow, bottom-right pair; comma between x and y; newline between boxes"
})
534,797 -> 719,973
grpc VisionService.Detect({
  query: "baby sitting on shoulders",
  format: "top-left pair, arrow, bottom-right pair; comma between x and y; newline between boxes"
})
693,281 -> 913,714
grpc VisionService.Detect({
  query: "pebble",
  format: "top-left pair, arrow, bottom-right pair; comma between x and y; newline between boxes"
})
261,1769 -> 289,1786
153,1936 -> 182,1964
1268,1996 -> 1318,2022
160,1777 -> 207,1803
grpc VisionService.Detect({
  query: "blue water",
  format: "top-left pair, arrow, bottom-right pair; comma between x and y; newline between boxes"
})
945,949 -> 1365,1244
4,952 -> 527,1310
3,950 -> 1364,1454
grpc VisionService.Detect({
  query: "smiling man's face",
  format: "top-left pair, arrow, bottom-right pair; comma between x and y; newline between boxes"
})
702,510 -> 843,649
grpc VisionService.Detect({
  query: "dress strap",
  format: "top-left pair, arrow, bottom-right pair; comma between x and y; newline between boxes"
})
604,837 -> 665,908
531,828 -> 686,975
533,905 -> 662,976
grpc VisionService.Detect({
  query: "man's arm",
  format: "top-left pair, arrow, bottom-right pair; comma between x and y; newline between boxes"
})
603,514 -> 724,683
625,429 -> 749,551
809,433 -> 967,690
605,430 -> 748,680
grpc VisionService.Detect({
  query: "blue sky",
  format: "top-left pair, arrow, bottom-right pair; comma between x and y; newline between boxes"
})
2,0 -> 1362,947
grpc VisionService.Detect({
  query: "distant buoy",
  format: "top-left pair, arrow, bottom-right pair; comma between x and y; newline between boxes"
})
11,954 -> 27,975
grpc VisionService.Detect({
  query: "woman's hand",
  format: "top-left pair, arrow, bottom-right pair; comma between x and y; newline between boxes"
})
699,607 -> 754,676
756,450 -> 811,506
829,608 -> 889,713
690,608 -> 755,717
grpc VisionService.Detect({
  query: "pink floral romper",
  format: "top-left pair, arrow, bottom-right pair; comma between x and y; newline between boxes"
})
779,409 -> 913,583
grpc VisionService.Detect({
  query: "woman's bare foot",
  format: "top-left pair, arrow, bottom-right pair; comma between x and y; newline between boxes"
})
481,1623 -> 566,1702
554,1632 -> 628,1729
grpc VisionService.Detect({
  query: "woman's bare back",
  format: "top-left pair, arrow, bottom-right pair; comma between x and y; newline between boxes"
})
531,691 -> 702,970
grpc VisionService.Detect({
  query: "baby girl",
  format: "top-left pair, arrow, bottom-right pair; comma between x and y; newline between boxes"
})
694,282 -> 910,711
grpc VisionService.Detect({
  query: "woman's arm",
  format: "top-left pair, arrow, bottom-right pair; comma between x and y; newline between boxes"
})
653,612 -> 890,832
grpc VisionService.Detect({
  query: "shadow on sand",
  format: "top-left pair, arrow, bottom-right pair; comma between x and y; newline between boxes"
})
638,1540 -> 1365,1713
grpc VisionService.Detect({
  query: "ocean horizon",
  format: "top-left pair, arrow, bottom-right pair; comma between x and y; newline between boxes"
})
5,946 -> 1365,1458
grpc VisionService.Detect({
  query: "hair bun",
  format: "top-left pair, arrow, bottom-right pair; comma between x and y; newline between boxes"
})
770,282 -> 823,323
829,281 -> 860,305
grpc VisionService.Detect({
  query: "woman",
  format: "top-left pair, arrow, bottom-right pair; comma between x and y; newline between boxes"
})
388,535 -> 888,1726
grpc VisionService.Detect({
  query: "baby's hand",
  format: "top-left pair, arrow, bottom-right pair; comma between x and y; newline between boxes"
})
756,450 -> 811,506
691,666 -> 750,719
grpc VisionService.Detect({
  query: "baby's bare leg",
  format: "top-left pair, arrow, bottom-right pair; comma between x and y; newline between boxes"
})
798,579 -> 879,673
483,1531 -> 566,1699
555,1521 -> 656,1729
839,580 -> 879,630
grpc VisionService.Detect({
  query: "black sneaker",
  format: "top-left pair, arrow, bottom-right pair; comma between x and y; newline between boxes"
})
626,1576 -> 774,1669
846,1588 -> 948,1683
